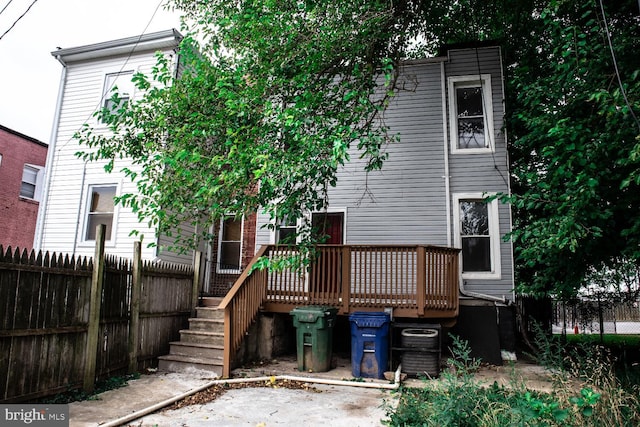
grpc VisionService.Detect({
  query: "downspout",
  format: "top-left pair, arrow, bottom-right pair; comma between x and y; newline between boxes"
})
499,46 -> 516,302
34,54 -> 68,251
441,58 -> 508,306
440,61 -> 452,248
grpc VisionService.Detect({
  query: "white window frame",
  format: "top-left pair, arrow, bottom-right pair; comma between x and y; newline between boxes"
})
453,193 -> 501,280
448,74 -> 494,154
101,70 -> 135,123
19,164 -> 44,201
82,184 -> 118,243
269,208 -> 348,244
217,215 -> 244,274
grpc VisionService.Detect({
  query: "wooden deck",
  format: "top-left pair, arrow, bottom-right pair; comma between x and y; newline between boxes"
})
218,244 -> 460,376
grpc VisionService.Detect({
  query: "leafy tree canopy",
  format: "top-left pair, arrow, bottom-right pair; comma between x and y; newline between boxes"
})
76,0 -> 640,295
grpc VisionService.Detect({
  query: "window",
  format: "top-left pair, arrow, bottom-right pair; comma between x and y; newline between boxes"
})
218,215 -> 243,272
448,75 -> 494,153
102,71 -> 135,119
20,164 -> 42,200
276,216 -> 297,244
85,185 -> 116,241
453,194 -> 501,279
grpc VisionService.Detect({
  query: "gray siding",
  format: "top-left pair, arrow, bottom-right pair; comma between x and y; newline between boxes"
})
256,46 -> 514,300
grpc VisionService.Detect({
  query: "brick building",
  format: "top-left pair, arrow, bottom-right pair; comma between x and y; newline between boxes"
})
0,125 -> 48,250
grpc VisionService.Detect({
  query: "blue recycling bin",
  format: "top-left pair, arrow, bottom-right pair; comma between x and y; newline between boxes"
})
349,312 -> 390,379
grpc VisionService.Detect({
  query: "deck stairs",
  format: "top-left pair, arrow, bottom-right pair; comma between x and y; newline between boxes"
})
158,297 -> 225,376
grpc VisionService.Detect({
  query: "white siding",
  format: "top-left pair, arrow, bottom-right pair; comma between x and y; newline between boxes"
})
40,45 -> 181,261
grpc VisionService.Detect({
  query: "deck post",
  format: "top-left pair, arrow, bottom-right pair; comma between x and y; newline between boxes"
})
417,246 -> 426,316
222,305 -> 232,378
341,246 -> 350,314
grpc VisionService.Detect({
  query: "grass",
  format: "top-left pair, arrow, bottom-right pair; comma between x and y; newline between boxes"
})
383,335 -> 640,426
558,333 -> 640,348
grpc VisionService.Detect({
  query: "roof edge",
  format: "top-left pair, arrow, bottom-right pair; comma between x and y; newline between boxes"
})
51,29 -> 183,62
0,124 -> 48,147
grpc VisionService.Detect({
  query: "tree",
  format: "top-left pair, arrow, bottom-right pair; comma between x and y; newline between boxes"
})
76,0 -> 640,293
502,0 -> 640,297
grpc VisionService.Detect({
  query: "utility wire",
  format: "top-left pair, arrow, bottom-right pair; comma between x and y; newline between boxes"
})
56,0 -> 167,152
0,0 -> 38,41
0,0 -> 15,17
598,0 -> 640,133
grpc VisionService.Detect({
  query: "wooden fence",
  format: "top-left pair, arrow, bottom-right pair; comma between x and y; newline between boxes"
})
0,229 -> 197,402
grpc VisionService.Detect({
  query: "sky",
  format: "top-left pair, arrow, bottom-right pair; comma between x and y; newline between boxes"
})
0,0 -> 182,143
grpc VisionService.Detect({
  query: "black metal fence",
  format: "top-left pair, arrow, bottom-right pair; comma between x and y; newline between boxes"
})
553,299 -> 640,335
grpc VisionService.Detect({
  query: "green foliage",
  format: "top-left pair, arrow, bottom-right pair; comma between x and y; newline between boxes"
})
76,2 -> 403,259
384,335 -> 639,426
74,0 -> 639,290
500,0 -> 640,297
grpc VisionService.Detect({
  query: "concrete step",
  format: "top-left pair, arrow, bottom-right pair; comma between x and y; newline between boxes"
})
158,354 -> 223,376
179,329 -> 224,346
168,341 -> 224,359
196,306 -> 224,320
200,297 -> 223,307
188,318 -> 224,331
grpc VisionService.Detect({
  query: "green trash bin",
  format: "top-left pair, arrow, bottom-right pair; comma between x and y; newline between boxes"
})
290,306 -> 338,372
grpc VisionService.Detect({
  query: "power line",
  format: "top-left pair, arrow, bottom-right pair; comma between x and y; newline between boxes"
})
0,0 -> 38,41
0,0 -> 15,17
598,0 -> 640,133
56,0 -> 168,152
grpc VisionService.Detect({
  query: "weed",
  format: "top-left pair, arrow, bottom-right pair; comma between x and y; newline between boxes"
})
39,373 -> 140,404
384,333 -> 640,426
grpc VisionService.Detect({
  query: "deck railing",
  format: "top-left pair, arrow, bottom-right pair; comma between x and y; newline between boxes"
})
219,244 -> 460,376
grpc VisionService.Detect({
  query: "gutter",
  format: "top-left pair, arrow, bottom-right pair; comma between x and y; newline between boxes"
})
34,54 -> 67,251
99,365 -> 403,427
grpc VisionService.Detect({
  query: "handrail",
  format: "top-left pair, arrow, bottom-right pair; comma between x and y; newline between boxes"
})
220,245 -> 269,377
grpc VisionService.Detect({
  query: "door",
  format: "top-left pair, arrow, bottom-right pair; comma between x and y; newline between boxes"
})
310,212 -> 344,300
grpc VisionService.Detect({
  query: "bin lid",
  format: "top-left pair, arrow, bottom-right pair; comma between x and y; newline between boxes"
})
349,311 -> 390,328
290,306 -> 337,322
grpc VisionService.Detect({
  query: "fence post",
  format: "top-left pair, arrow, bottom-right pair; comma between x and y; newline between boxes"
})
83,224 -> 106,393
192,251 -> 202,316
128,241 -> 142,373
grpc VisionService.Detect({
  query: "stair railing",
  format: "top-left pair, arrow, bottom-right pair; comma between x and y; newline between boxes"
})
219,245 -> 269,377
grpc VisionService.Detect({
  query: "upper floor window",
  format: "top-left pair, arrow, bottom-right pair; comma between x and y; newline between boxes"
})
218,215 -> 243,273
102,71 -> 135,120
85,185 -> 116,241
453,194 -> 501,279
20,164 -> 43,201
448,75 -> 494,154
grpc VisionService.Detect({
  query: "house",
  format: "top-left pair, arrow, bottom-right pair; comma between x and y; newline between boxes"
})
35,30 -> 194,265
34,29 -> 257,289
211,43 -> 515,371
37,29 -> 515,373
0,124 -> 48,250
